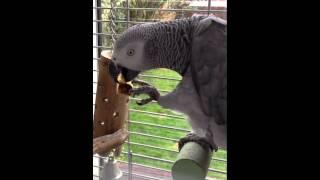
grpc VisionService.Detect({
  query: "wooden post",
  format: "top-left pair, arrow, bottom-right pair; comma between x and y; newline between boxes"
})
171,142 -> 213,180
93,50 -> 129,156
93,128 -> 128,155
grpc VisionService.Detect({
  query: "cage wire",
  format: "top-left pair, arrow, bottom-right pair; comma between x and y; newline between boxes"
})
93,0 -> 227,179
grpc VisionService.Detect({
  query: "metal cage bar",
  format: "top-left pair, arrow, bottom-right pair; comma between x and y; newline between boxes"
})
93,1 -> 227,179
93,6 -> 226,13
94,152 -> 226,174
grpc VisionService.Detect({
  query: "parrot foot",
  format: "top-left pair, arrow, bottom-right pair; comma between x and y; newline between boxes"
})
129,86 -> 160,105
178,133 -> 217,152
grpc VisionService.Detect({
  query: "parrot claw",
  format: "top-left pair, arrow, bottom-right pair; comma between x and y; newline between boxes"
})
136,98 -> 153,105
178,133 -> 217,152
132,79 -> 151,86
129,86 -> 160,105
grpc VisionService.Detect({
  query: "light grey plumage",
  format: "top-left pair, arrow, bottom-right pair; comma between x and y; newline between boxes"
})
110,15 -> 227,151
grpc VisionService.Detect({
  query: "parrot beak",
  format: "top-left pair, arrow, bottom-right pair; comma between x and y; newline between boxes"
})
108,61 -> 120,83
108,61 -> 140,83
120,67 -> 140,82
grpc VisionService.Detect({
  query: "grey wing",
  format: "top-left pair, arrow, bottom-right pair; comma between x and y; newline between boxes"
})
191,17 -> 227,124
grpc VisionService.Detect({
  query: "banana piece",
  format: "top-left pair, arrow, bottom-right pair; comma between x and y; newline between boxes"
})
116,73 -> 133,95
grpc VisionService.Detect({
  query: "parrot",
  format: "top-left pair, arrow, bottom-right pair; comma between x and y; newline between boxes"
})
108,15 -> 227,152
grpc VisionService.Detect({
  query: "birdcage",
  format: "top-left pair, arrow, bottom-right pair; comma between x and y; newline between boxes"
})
93,0 -> 227,179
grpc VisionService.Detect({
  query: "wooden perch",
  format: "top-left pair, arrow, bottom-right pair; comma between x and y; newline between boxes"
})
93,50 -> 129,157
171,142 -> 213,180
93,128 -> 129,155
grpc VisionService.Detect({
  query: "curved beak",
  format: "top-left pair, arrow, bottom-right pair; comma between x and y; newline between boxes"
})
108,61 -> 140,83
108,61 -> 120,83
120,67 -> 140,82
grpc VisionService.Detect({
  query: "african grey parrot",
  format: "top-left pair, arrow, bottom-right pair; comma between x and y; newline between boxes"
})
108,15 -> 227,152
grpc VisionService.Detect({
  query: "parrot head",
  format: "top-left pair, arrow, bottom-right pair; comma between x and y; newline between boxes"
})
108,24 -> 156,83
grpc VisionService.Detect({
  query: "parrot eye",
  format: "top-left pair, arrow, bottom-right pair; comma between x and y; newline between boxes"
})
127,49 -> 135,56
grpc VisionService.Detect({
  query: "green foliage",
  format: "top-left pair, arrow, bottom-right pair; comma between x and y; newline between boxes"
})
99,0 -> 192,48
123,69 -> 227,180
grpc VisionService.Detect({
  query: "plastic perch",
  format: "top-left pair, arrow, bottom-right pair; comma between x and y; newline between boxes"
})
171,142 -> 213,180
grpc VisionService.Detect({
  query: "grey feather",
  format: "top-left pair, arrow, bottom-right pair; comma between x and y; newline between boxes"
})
191,17 -> 227,125
112,15 -> 227,150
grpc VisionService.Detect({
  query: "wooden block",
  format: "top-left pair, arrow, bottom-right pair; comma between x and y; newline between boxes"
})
93,50 -> 129,157
93,128 -> 129,155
